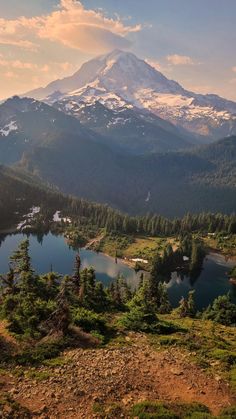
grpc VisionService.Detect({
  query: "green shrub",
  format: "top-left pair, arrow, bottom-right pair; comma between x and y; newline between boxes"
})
129,402 -> 212,419
202,295 -> 236,326
14,340 -> 66,365
119,306 -> 160,333
210,349 -> 236,366
90,330 -> 106,344
175,402 -> 211,418
130,401 -> 178,418
72,307 -> 107,334
219,406 -> 236,418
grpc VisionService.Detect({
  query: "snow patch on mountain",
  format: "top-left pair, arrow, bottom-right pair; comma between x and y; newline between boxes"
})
25,50 -> 236,140
0,121 -> 18,137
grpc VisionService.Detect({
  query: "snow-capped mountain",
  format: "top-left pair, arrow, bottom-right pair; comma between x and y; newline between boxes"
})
26,50 -> 236,140
53,99 -> 192,154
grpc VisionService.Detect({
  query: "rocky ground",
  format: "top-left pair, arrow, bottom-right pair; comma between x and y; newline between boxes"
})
0,333 -> 235,418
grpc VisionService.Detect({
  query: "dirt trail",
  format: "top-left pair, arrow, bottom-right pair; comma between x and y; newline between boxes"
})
85,234 -> 105,250
1,333 -> 234,418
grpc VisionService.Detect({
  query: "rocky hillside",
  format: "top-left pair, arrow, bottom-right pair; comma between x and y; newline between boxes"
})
0,322 -> 235,418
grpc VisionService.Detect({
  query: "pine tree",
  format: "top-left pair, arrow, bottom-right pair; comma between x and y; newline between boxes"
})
72,253 -> 81,292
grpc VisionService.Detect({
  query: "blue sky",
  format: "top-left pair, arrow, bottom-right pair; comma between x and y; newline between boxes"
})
0,0 -> 235,100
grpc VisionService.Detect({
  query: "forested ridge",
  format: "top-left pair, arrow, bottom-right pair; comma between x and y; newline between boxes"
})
1,165 -> 236,237
19,135 -> 236,216
0,98 -> 236,216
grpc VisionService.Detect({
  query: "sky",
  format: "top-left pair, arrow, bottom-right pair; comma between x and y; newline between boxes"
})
0,0 -> 236,100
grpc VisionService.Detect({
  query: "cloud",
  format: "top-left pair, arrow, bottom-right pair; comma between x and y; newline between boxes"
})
0,59 -> 37,70
166,54 -> 195,66
0,58 -> 74,74
0,16 -> 39,50
4,71 -> 19,79
232,66 -> 236,73
0,0 -> 141,54
0,39 -> 38,51
38,0 -> 141,53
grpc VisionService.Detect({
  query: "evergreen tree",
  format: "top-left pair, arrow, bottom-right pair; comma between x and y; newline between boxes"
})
203,294 -> 236,326
72,253 -> 81,292
177,291 -> 196,318
119,279 -> 159,332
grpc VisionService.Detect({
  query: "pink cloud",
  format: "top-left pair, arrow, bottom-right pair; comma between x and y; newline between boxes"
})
0,59 -> 37,70
0,1 -> 141,54
167,54 -> 196,66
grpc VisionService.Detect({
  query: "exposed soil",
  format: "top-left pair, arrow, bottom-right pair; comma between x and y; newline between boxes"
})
0,333 -> 235,418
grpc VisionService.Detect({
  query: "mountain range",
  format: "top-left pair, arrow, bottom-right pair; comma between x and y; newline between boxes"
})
0,96 -> 235,217
27,50 -> 236,141
0,50 -> 235,217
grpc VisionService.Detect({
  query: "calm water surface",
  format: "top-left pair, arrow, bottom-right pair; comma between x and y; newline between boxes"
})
0,233 -> 235,310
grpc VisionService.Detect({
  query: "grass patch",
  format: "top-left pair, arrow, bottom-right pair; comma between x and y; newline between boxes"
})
93,402 -> 124,418
149,315 -> 236,387
43,356 -> 69,367
130,401 -> 214,419
203,234 -> 236,258
25,370 -> 51,381
97,233 -> 134,257
219,406 -> 236,418
130,401 -> 178,418
230,366 -> 236,390
93,402 -> 105,416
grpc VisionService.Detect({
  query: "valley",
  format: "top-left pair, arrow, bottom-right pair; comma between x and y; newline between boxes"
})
0,96 -> 235,217
0,19 -> 236,418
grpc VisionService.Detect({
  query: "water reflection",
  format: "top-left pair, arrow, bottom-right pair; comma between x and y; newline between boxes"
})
166,253 -> 235,309
0,232 -> 141,288
0,233 -> 235,310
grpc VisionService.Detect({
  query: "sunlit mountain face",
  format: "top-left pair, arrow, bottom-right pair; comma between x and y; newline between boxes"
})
26,50 -> 236,142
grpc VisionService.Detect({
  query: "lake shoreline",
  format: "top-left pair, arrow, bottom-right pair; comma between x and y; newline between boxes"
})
0,232 -> 235,309
1,228 -> 235,271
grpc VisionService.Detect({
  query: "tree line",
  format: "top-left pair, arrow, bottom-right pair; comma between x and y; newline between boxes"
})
1,165 -> 236,236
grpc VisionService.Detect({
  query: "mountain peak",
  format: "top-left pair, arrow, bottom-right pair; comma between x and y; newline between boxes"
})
24,49 -> 236,140
100,49 -> 141,63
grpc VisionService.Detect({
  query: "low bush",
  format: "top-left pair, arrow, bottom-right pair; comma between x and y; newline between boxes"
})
72,308 -> 107,334
13,340 -> 66,365
130,401 -> 178,418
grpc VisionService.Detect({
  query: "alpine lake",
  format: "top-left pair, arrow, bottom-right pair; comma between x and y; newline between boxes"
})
0,232 -> 235,310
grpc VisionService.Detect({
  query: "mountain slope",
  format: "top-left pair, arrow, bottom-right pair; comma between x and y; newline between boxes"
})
0,165 -> 55,230
26,50 -> 236,141
1,97 -> 235,217
0,96 -> 104,165
0,95 -> 194,160
54,99 -> 192,154
19,134 -> 236,217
